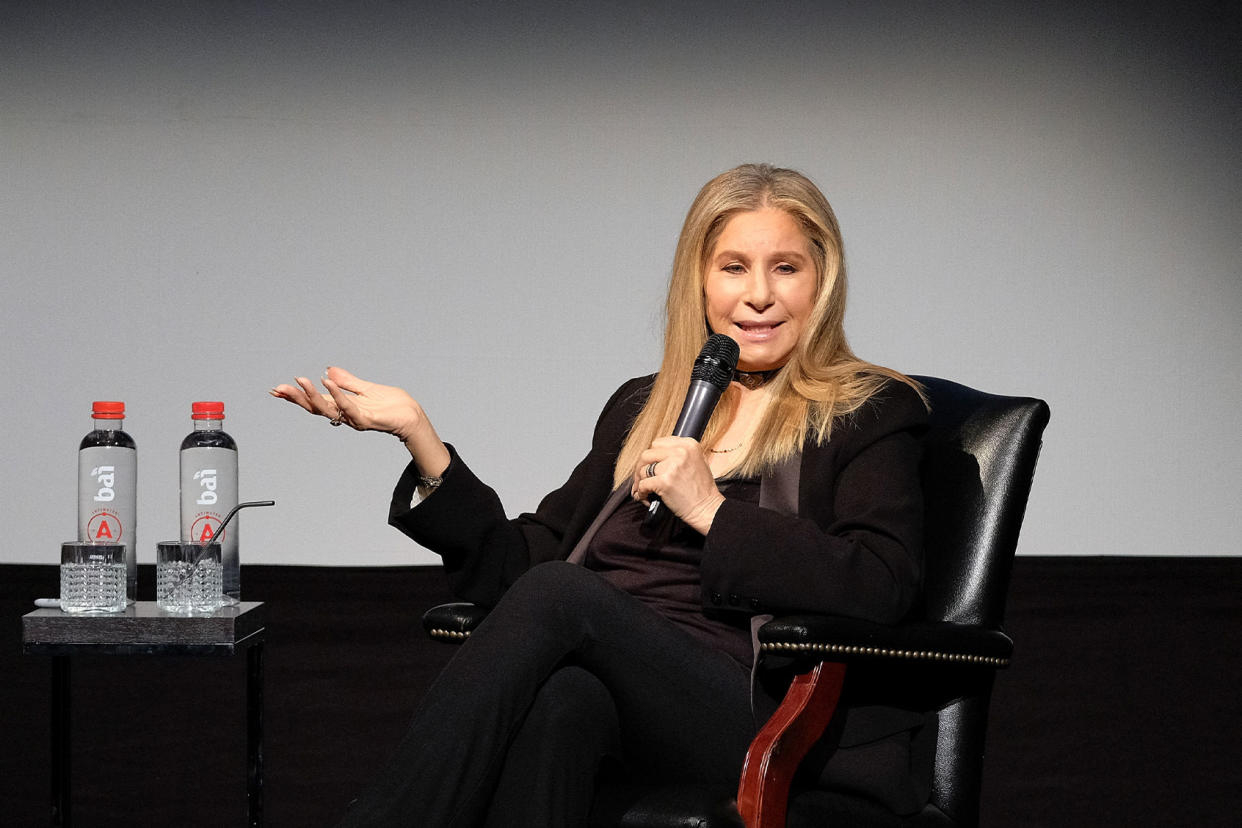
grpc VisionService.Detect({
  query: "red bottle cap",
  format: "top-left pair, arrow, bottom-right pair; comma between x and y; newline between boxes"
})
91,401 -> 125,419
191,401 -> 225,420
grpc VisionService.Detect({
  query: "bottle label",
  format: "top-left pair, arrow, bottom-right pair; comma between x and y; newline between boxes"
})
180,446 -> 240,598
78,446 -> 137,599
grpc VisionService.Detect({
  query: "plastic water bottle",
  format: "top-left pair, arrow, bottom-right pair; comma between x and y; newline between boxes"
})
179,401 -> 240,603
78,401 -> 138,603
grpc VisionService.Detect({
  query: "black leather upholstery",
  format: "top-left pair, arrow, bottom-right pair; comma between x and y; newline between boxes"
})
423,600 -> 487,641
421,376 -> 1049,827
590,785 -> 747,828
911,376 -> 1048,630
898,376 -> 1048,828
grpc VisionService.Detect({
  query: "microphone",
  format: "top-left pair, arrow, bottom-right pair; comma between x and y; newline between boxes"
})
643,333 -> 740,529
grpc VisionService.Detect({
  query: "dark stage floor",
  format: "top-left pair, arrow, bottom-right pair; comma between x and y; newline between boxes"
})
3,557 -> 1239,827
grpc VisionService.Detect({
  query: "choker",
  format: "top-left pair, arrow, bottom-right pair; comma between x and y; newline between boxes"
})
733,368 -> 779,390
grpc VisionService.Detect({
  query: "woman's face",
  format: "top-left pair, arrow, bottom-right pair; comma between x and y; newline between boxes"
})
703,208 -> 818,373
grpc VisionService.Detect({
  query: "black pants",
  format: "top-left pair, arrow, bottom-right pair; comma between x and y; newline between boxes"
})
338,561 -> 756,828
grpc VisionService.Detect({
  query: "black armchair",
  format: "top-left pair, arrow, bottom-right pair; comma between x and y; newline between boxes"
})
423,376 -> 1049,827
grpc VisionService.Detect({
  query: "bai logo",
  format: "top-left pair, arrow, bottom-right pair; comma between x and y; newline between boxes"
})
87,510 -> 123,541
194,468 -> 218,505
190,514 -> 225,544
91,466 -> 116,502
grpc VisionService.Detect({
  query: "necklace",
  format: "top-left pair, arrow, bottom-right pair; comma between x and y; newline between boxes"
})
733,368 -> 779,390
709,441 -> 744,454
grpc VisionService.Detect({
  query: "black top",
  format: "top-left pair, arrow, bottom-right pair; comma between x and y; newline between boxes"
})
584,478 -> 760,669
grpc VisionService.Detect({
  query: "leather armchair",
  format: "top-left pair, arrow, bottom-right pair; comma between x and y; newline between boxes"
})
424,376 -> 1049,827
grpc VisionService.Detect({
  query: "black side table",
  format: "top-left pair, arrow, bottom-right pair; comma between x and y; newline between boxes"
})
22,601 -> 267,827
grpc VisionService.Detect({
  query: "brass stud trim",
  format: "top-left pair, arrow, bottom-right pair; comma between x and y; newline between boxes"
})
759,641 -> 1009,667
428,628 -> 471,642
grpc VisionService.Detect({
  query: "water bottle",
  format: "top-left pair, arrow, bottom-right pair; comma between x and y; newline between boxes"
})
179,401 -> 240,603
78,401 -> 138,603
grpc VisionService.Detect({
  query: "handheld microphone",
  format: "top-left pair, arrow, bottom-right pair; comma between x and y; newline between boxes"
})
643,333 -> 740,529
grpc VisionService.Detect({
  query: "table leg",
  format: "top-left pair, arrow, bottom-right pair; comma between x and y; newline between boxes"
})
246,642 -> 265,828
51,655 -> 71,828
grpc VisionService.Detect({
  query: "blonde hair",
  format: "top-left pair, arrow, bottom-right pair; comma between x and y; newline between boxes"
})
613,163 -> 923,487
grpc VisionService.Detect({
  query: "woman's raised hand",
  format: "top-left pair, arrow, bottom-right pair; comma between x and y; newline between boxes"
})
270,366 -> 420,437
270,366 -> 451,477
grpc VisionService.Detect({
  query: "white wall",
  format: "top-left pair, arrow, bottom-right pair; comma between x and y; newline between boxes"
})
3,1 -> 1239,568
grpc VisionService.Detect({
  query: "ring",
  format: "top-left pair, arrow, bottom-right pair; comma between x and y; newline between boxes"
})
645,462 -> 658,478
329,411 -> 345,427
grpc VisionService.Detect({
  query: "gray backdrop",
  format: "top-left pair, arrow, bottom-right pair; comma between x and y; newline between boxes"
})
3,1 -> 1239,569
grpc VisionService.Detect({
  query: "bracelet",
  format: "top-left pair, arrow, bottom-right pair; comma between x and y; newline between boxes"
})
418,475 -> 443,490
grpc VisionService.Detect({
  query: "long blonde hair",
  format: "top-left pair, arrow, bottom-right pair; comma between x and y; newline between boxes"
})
613,163 -> 923,487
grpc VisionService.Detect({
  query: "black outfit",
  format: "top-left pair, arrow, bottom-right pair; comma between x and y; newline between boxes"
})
340,375 -> 930,827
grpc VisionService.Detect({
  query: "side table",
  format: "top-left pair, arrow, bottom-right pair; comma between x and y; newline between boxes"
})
22,601 -> 267,827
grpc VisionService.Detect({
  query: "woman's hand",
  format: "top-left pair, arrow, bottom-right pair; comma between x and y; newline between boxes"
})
630,436 -> 726,535
270,366 -> 419,437
270,366 -> 450,477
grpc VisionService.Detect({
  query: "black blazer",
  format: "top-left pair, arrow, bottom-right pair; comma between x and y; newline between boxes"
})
389,375 -> 933,814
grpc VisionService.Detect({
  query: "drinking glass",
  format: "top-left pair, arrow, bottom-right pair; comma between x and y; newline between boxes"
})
60,542 -> 126,613
156,541 -> 223,613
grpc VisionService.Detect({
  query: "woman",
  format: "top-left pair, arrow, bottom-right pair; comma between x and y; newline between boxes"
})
272,163 -> 931,826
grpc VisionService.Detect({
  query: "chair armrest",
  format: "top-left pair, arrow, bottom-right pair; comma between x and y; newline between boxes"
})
422,604 -> 1014,666
738,615 -> 1011,826
422,602 -> 489,643
758,615 -> 1013,668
